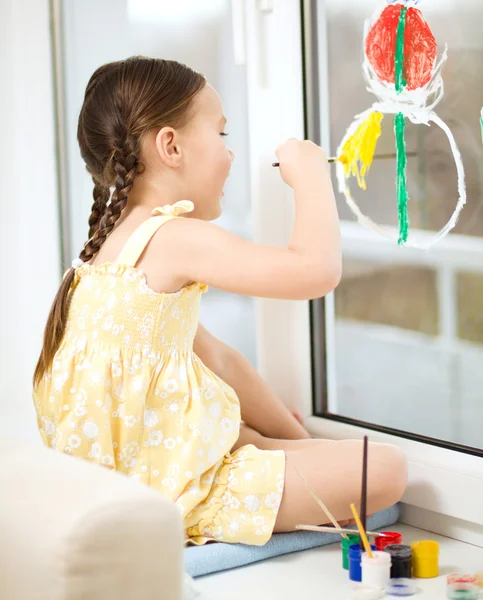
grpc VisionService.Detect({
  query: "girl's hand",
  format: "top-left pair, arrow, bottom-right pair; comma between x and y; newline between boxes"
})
275,138 -> 328,189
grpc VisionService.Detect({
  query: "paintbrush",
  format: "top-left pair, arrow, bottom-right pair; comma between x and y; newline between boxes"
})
295,468 -> 349,540
350,503 -> 374,559
361,435 -> 369,550
295,524 -> 379,536
272,151 -> 415,167
272,159 -> 337,167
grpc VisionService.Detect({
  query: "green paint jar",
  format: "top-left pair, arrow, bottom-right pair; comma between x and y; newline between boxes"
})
447,583 -> 480,600
341,534 -> 361,570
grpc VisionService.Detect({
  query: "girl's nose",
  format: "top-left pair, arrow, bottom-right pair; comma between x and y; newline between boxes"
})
229,149 -> 235,162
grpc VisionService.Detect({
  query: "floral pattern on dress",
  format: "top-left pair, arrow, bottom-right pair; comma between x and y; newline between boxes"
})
33,206 -> 285,546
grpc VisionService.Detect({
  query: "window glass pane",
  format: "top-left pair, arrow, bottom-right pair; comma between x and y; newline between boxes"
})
457,272 -> 483,344
336,261 -> 439,336
321,0 -> 483,450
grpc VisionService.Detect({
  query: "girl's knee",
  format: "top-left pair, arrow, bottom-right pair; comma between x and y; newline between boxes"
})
370,443 -> 408,507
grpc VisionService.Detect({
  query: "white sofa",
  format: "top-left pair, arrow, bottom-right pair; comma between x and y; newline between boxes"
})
0,437 -> 185,600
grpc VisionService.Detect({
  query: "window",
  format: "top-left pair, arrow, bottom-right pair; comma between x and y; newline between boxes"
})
307,0 -> 483,456
250,0 -> 483,531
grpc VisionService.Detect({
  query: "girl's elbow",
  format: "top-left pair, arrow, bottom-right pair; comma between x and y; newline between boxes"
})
287,255 -> 342,300
328,256 -> 343,289
310,257 -> 342,299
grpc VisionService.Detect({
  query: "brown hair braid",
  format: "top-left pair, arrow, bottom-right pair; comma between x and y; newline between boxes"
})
88,178 -> 111,238
34,57 -> 205,386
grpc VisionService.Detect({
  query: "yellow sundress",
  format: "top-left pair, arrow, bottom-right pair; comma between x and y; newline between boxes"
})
33,200 -> 285,545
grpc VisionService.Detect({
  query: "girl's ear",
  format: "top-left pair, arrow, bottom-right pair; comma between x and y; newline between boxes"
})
155,127 -> 182,167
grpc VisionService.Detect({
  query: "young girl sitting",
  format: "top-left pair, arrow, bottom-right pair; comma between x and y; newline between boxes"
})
33,57 -> 407,546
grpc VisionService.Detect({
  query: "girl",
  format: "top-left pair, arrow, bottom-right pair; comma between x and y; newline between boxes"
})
33,57 -> 407,546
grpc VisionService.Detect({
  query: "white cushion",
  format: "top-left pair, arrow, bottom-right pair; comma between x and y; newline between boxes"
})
0,437 -> 184,600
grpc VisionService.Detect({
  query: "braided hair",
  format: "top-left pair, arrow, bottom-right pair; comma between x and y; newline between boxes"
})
34,57 -> 205,386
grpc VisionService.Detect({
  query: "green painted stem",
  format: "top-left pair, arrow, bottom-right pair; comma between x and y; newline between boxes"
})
395,6 -> 409,244
395,7 -> 408,93
395,113 -> 409,245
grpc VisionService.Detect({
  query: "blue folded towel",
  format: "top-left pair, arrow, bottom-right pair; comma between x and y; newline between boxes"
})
185,504 -> 399,578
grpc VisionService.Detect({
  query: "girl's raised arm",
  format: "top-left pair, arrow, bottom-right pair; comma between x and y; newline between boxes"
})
168,139 -> 341,300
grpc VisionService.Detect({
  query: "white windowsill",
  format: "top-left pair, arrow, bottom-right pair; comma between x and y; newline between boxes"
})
196,523 -> 483,599
305,417 -> 483,536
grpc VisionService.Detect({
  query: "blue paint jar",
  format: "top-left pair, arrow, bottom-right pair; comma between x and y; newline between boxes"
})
342,534 -> 361,570
349,543 -> 377,582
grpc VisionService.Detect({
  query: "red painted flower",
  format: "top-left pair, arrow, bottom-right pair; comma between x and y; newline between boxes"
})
365,4 -> 437,91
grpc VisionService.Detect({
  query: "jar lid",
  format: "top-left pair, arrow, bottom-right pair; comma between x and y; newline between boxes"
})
385,578 -> 416,596
342,534 -> 361,547
361,550 -> 391,565
349,583 -> 384,600
376,531 -> 402,541
411,540 -> 439,556
349,543 -> 376,556
447,575 -> 478,585
384,544 -> 412,559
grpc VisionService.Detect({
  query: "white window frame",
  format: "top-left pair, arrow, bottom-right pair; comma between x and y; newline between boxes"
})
244,0 -> 483,539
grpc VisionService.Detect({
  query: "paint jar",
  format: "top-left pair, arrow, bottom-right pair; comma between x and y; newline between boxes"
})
361,551 -> 391,588
375,531 -> 403,551
446,582 -> 480,600
385,578 -> 416,596
384,544 -> 412,579
342,534 -> 361,570
411,540 -> 439,578
349,544 -> 377,582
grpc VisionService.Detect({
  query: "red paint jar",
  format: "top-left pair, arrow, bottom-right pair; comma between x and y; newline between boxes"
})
375,531 -> 403,551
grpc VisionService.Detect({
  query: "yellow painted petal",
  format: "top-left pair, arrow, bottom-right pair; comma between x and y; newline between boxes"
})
339,111 -> 383,190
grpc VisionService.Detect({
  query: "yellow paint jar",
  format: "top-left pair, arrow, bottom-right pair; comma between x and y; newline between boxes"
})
411,540 -> 439,578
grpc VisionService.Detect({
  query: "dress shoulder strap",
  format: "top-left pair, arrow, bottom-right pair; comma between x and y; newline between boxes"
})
115,200 -> 194,268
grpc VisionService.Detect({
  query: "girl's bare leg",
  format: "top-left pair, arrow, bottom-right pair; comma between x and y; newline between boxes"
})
233,424 -> 407,532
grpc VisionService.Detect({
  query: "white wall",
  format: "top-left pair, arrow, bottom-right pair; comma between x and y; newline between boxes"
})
0,0 -> 61,442
61,0 -> 257,364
